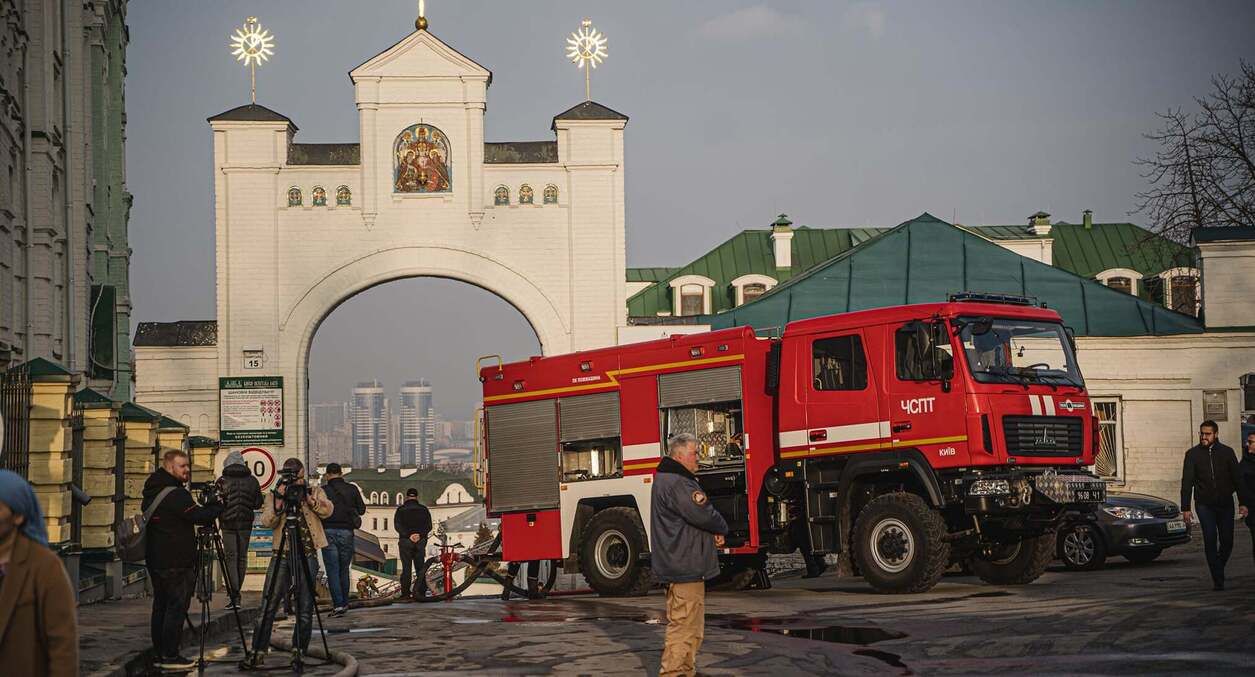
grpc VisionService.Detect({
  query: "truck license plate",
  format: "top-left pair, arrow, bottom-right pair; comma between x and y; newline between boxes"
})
1167,520 -> 1186,533
1074,489 -> 1104,502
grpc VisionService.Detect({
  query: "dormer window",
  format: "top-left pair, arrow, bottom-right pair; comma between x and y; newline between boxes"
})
1095,268 -> 1143,296
730,274 -> 777,306
743,284 -> 767,302
668,275 -> 716,316
1159,267 -> 1201,316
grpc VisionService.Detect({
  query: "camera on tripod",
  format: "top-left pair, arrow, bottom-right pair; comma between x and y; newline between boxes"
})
189,480 -> 221,506
272,467 -> 308,513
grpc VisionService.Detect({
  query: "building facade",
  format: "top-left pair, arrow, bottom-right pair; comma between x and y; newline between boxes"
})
1,0 -> 133,399
399,379 -> 434,466
351,380 -> 390,468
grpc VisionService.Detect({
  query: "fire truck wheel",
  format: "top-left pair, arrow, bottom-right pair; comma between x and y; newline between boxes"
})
853,492 -> 950,594
579,507 -> 652,597
969,531 -> 1056,585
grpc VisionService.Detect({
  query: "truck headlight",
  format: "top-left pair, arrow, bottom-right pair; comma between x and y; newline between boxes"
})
969,479 -> 1012,496
1103,506 -> 1151,520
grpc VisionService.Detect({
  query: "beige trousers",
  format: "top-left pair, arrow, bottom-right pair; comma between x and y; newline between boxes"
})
660,581 -> 706,677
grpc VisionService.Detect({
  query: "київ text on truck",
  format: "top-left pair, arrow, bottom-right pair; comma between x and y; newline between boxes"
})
478,295 -> 1107,594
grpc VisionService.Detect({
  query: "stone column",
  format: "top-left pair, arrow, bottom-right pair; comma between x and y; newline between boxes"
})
75,388 -> 121,550
23,359 -> 77,547
156,416 -> 190,472
119,402 -> 162,516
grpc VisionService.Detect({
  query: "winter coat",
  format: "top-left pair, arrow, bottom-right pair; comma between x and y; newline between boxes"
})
320,477 -> 366,531
0,532 -> 78,677
141,468 -> 222,570
649,456 -> 729,583
259,483 -> 334,550
1239,451 -> 1255,509
394,499 -> 433,540
1181,442 -> 1251,509
217,462 -> 263,531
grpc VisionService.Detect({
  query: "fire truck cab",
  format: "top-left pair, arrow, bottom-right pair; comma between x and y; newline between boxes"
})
481,295 -> 1106,595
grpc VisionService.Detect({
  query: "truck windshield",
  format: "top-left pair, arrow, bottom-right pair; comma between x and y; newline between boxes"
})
957,317 -> 1083,388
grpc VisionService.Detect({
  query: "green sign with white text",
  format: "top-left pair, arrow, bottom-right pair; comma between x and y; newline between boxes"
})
219,376 -> 284,445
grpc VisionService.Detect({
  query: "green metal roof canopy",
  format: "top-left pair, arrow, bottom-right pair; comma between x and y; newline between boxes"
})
706,213 -> 1203,337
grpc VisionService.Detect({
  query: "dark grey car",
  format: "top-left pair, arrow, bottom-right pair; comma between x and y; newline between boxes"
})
1055,491 -> 1190,570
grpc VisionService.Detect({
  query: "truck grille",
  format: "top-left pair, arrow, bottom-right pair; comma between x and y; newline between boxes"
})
1002,416 -> 1083,457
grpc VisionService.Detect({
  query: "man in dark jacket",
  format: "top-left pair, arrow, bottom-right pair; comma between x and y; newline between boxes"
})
142,449 -> 222,669
1241,430 -> 1255,566
320,463 -> 366,615
216,450 -> 262,609
394,487 -> 433,600
651,433 -> 729,677
1181,420 -> 1251,590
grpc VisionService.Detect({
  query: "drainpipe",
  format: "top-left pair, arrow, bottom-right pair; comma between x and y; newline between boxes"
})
22,20 -> 33,359
62,0 -> 77,374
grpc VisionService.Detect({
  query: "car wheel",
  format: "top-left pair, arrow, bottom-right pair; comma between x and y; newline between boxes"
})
1056,523 -> 1106,571
970,531 -> 1056,584
1123,548 -> 1162,565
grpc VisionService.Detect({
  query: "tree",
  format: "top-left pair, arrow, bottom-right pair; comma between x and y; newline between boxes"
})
1135,61 -> 1255,243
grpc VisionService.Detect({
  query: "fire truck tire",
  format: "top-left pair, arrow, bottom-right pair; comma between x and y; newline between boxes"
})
969,531 -> 1055,585
852,492 -> 950,594
579,507 -> 652,597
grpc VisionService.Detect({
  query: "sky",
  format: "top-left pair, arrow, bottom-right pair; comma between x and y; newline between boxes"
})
125,1 -> 1255,419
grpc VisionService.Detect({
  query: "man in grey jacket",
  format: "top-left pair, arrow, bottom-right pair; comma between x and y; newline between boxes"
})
650,433 -> 729,677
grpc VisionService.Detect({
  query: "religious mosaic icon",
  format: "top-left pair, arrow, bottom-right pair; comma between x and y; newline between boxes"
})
494,186 -> 509,205
287,187 -> 302,207
519,184 -> 534,204
394,123 -> 452,193
544,184 -> 558,204
336,185 -> 351,206
312,186 -> 327,206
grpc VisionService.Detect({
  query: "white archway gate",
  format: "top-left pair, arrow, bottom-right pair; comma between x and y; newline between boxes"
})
209,28 -> 627,466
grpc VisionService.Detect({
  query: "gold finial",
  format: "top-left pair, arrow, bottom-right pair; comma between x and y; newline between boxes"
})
416,0 -> 428,30
566,18 -> 608,101
229,16 -> 275,104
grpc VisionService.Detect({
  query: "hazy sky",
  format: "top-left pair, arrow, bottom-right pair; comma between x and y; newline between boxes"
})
125,1 -> 1255,419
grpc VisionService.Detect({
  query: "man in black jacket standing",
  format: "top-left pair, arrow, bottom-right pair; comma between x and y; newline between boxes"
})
394,488 -> 432,600
142,449 -> 222,669
320,463 -> 365,616
1181,420 -> 1251,590
1241,430 -> 1255,566
217,450 -> 262,610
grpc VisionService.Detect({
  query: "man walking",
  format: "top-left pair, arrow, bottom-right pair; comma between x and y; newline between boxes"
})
320,463 -> 365,616
651,433 -> 729,677
1240,430 -> 1255,566
1181,420 -> 1251,590
143,449 -> 222,669
394,487 -> 432,600
217,450 -> 262,610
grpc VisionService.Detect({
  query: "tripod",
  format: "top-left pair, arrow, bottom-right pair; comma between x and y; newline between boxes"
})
191,523 -> 249,674
242,499 -> 330,673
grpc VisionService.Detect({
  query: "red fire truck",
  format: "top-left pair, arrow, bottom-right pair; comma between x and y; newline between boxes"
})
479,294 -> 1107,594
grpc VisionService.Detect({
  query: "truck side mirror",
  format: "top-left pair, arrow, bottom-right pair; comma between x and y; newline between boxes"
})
1064,326 -> 1077,353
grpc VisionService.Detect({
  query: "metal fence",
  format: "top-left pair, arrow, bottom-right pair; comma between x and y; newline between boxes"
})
70,410 -> 85,546
0,365 -> 31,478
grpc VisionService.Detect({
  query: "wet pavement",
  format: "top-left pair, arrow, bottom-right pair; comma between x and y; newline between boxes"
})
83,537 -> 1255,675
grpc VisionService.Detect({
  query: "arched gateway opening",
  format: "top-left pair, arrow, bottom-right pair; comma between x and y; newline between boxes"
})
305,276 -> 541,470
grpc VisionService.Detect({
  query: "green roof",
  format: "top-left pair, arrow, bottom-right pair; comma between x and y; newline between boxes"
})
157,415 -> 189,431
706,213 -> 1203,337
188,435 -> 218,448
73,388 -> 116,408
119,401 -> 162,423
963,224 -> 1041,240
1051,222 -> 1191,279
333,467 -> 480,506
626,267 -> 678,283
627,224 -> 884,317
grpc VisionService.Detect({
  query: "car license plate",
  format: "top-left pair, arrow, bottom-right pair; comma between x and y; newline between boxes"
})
1074,489 -> 1104,502
1167,520 -> 1186,533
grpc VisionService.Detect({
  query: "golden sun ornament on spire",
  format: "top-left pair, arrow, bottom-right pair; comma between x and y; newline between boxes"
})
566,18 -> 607,101
229,16 -> 275,104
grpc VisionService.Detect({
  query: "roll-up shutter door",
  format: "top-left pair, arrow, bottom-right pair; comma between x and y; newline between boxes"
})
657,366 -> 742,408
486,399 -> 559,512
559,392 -> 620,442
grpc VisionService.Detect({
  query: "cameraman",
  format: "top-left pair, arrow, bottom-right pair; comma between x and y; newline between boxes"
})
217,450 -> 262,610
245,458 -> 333,669
319,463 -> 365,616
142,449 -> 222,670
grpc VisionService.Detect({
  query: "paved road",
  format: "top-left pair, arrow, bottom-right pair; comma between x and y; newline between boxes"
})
92,537 -> 1255,675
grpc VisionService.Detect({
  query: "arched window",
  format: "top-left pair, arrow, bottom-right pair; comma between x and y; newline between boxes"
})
336,185 -> 351,206
395,492 -> 404,505
312,186 -> 327,206
287,187 -> 302,207
1095,268 -> 1143,296
1158,267 -> 1201,316
494,186 -> 509,206
1106,277 -> 1133,295
370,491 -> 379,504
519,184 -> 534,204
543,184 -> 558,204
393,123 -> 452,193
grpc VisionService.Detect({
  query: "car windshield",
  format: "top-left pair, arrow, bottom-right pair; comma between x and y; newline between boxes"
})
957,317 -> 1083,387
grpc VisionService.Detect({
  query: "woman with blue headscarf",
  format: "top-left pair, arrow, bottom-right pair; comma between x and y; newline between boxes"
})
0,469 -> 78,676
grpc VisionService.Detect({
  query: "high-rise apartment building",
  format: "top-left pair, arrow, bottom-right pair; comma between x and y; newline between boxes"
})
399,379 -> 435,466
351,381 -> 390,468
311,401 -> 348,434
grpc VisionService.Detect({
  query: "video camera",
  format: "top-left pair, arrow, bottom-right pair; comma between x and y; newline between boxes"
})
189,480 -> 221,505
272,466 -> 308,513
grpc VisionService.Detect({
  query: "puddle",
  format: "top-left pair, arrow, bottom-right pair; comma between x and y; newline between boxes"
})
707,615 -> 906,645
854,648 -> 912,674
